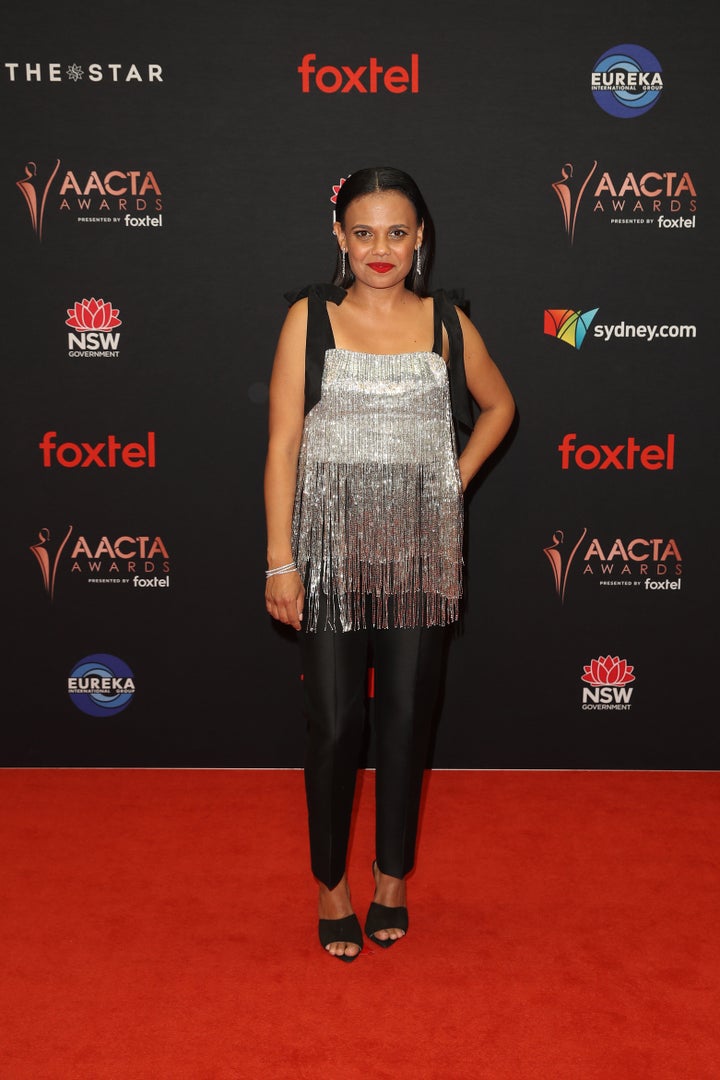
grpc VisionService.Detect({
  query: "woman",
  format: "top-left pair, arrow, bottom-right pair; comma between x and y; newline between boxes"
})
264,167 -> 515,961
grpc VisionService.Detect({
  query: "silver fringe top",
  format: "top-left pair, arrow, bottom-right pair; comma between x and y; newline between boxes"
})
292,347 -> 464,631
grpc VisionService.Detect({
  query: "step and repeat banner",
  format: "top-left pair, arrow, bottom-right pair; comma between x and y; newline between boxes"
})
2,2 -> 717,767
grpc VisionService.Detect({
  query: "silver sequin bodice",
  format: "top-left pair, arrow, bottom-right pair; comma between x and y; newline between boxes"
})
293,348 -> 464,631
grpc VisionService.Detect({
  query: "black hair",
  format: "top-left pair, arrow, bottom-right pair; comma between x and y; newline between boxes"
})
331,166 -> 435,296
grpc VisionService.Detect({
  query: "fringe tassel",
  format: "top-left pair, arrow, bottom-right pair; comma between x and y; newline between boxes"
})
293,461 -> 463,632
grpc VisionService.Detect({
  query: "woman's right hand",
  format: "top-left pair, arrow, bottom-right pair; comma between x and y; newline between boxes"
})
265,571 -> 305,631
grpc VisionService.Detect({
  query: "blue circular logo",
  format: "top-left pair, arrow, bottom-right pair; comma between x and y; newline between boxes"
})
68,653 -> 135,718
592,44 -> 663,118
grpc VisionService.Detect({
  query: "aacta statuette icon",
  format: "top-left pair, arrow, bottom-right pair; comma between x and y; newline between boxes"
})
16,159 -> 60,239
551,162 -> 597,244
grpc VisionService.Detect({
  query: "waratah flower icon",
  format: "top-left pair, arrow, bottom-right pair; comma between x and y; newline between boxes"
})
581,656 -> 635,686
66,298 -> 121,330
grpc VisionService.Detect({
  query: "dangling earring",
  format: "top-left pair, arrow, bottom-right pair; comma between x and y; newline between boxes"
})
415,246 -> 423,276
341,249 -> 346,277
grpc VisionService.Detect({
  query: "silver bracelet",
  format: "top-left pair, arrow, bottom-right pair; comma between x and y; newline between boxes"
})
265,562 -> 297,579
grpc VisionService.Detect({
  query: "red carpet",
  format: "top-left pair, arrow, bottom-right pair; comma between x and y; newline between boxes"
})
0,769 -> 718,1079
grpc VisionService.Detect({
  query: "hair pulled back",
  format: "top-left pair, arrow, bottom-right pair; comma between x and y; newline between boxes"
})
332,166 -> 435,296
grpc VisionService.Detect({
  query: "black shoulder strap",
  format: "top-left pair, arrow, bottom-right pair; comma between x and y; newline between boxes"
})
431,290 -> 475,437
284,283 -> 346,415
432,296 -> 443,355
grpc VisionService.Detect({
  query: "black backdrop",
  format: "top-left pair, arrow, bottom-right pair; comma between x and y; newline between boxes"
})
2,0 -> 717,767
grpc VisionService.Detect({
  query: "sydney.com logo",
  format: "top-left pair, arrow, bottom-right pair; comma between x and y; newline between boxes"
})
544,308 -> 697,350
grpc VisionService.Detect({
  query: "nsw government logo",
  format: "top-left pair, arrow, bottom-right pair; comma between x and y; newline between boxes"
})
68,653 -> 135,718
581,655 -> 635,711
591,45 -> 663,118
67,298 -> 121,358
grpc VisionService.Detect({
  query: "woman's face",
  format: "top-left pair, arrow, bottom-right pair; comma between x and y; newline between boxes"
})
334,191 -> 423,288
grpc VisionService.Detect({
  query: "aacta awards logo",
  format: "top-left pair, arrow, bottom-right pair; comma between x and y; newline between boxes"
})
67,298 -> 122,358
30,525 -> 171,599
591,44 -> 663,118
39,431 -> 156,468
581,655 -> 635,711
68,654 -> 135,718
551,162 -> 696,243
16,159 -> 163,238
543,528 -> 682,602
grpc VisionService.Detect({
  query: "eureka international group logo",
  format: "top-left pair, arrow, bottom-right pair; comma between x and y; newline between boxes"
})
591,45 -> 663,118
68,653 -> 135,718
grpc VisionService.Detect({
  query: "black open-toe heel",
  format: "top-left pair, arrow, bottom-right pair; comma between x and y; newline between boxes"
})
365,862 -> 409,948
318,914 -> 363,962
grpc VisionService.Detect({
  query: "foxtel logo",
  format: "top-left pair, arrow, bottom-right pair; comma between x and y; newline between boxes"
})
39,431 -> 156,467
298,53 -> 419,94
558,433 -> 675,470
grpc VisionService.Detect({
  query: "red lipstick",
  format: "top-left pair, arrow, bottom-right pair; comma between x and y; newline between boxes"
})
368,262 -> 394,273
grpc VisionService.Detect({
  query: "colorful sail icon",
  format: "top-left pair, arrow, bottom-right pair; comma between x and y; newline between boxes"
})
544,308 -> 599,349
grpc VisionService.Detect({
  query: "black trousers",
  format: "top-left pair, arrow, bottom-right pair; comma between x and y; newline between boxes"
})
299,612 -> 448,890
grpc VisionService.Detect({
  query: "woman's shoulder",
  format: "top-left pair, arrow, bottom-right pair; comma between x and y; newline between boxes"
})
284,282 -> 347,307
429,288 -> 471,318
